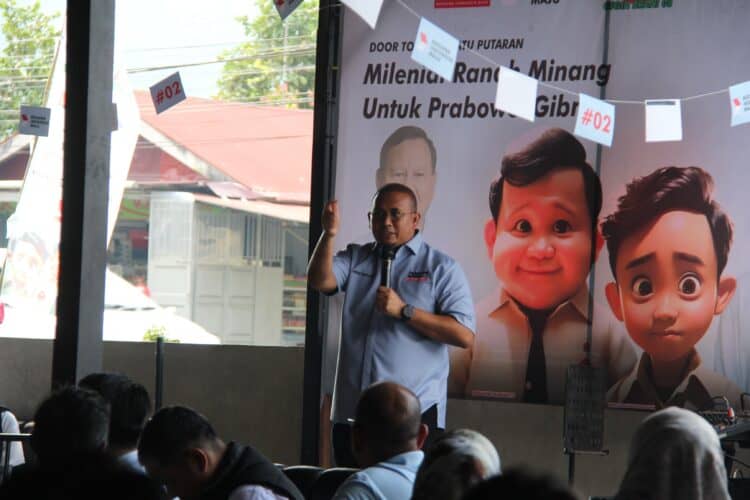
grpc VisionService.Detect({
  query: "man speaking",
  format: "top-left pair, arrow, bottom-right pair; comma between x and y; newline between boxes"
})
308,183 -> 475,466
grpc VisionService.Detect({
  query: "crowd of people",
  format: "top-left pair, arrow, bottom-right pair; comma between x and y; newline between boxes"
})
0,375 -> 736,499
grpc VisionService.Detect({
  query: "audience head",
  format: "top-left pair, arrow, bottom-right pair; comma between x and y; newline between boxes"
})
411,429 -> 500,500
351,381 -> 427,467
463,468 -> 580,500
138,406 -> 225,499
31,386 -> 110,464
79,372 -> 152,453
615,407 -> 730,500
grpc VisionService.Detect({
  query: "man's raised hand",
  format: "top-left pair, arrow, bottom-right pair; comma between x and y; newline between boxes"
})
322,200 -> 339,237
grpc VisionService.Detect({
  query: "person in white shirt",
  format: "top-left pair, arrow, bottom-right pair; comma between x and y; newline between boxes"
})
0,406 -> 25,469
333,382 -> 428,500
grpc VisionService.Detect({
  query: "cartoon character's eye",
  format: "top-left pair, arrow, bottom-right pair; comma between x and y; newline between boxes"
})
513,219 -> 532,233
552,220 -> 572,234
631,277 -> 653,297
678,273 -> 702,297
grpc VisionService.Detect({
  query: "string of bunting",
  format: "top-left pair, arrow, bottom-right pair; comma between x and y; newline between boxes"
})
338,0 -> 750,148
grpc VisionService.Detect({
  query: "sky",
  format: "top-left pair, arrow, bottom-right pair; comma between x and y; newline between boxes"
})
15,0 -> 262,98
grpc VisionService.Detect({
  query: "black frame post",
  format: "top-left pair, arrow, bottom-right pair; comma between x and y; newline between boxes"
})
300,0 -> 342,465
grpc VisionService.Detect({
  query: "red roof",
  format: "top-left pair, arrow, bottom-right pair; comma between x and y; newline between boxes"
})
135,91 -> 313,200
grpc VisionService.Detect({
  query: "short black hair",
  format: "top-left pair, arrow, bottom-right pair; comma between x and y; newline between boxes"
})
353,382 -> 421,462
373,183 -> 418,213
138,406 -> 218,466
379,125 -> 437,173
601,166 -> 733,279
464,468 -> 580,500
489,128 -> 602,225
31,386 -> 110,463
79,372 -> 152,450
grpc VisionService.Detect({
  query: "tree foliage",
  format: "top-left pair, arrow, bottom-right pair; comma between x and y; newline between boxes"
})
216,0 -> 318,108
0,0 -> 61,140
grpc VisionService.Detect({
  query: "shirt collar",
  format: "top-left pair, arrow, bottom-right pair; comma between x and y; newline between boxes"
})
403,230 -> 423,255
384,450 -> 424,467
494,284 -> 591,321
623,350 -> 708,408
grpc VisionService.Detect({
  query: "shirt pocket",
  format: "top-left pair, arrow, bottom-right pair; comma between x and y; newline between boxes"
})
397,274 -> 435,312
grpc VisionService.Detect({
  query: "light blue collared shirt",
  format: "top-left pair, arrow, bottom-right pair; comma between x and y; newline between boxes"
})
331,231 -> 475,427
332,450 -> 424,500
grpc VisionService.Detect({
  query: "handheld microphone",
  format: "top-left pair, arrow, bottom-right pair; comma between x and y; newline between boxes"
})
381,245 -> 395,288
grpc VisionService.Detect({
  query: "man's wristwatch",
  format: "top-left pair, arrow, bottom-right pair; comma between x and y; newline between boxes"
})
400,304 -> 415,321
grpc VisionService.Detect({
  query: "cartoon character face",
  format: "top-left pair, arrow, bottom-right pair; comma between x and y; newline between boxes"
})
485,168 -> 599,310
605,211 -> 736,363
377,138 -> 436,217
370,190 -> 421,248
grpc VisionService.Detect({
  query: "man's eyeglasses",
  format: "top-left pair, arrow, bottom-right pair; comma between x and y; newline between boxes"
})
368,208 -> 415,223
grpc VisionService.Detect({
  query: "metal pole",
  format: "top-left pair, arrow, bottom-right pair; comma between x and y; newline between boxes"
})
1,441 -> 9,483
155,336 -> 164,410
300,0 -> 341,465
568,452 -> 575,486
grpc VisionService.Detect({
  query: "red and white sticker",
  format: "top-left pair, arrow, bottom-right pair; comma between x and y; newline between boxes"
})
574,93 -> 615,147
435,0 -> 491,7
274,0 -> 303,20
19,105 -> 51,136
149,72 -> 186,115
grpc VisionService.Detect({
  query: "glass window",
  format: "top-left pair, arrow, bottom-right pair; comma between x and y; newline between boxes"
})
0,0 -> 317,347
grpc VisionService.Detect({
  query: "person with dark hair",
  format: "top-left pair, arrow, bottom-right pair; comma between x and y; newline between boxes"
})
0,387 -> 163,500
376,125 -> 438,222
602,166 -> 740,409
308,183 -> 475,466
450,128 -> 634,403
411,429 -> 500,500
463,468 -> 580,500
137,406 -> 303,500
332,382 -> 427,499
31,386 -> 110,462
614,407 -> 731,500
78,372 -> 151,473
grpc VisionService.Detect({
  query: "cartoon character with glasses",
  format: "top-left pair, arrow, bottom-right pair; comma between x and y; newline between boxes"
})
602,166 -> 741,409
307,183 -> 475,465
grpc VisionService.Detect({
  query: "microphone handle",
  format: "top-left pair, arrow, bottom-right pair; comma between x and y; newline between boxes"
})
383,258 -> 392,288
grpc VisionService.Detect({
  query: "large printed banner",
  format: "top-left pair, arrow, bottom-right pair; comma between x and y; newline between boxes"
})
329,0 -> 750,410
0,32 -> 140,335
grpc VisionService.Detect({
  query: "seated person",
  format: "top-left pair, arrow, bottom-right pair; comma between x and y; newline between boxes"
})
138,405 -> 303,500
333,382 -> 428,500
79,372 -> 151,474
451,128 -> 635,403
0,387 -> 162,500
0,405 -> 25,469
463,468 -> 580,500
614,407 -> 730,500
602,166 -> 741,409
411,428 -> 500,500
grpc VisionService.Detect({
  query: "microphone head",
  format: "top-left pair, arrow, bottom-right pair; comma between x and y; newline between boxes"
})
381,245 -> 395,260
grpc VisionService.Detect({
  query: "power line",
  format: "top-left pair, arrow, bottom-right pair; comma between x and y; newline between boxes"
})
127,47 -> 316,74
125,33 -> 317,53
